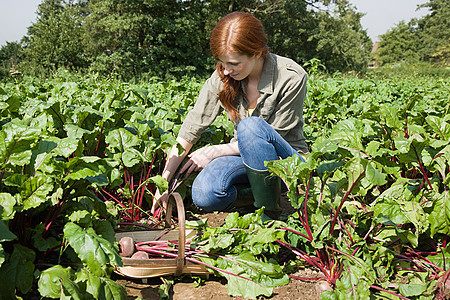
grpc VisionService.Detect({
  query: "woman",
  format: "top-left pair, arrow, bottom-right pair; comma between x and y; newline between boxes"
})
152,11 -> 308,221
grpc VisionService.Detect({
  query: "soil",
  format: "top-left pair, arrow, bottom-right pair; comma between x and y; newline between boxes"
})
115,195 -> 323,300
115,269 -> 320,300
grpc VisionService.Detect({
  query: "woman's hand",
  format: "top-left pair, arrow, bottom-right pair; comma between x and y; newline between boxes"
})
180,145 -> 219,177
151,189 -> 169,215
180,142 -> 240,177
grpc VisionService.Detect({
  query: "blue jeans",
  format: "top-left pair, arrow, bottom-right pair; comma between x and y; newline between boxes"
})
191,117 -> 304,212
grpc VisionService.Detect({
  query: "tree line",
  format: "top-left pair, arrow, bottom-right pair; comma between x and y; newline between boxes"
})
0,0 -> 446,80
375,0 -> 448,67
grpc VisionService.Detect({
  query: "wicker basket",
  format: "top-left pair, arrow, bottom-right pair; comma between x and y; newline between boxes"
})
114,192 -> 210,279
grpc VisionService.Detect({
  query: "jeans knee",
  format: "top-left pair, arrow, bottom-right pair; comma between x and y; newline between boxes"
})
237,117 -> 264,141
191,178 -> 235,212
191,185 -> 214,212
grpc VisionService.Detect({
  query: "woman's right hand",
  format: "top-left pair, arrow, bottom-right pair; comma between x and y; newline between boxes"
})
151,189 -> 169,215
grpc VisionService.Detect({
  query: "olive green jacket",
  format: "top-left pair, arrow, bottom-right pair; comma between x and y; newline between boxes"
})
178,53 -> 308,153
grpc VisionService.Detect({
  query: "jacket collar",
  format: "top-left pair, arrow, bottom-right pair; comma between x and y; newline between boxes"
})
257,53 -> 275,95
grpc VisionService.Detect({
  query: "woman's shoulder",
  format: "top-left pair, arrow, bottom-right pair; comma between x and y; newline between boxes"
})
271,53 -> 307,78
203,69 -> 223,91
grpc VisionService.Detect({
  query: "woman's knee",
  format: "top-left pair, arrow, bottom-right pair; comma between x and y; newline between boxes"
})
190,157 -> 242,212
237,117 -> 265,139
191,184 -> 215,212
191,180 -> 235,212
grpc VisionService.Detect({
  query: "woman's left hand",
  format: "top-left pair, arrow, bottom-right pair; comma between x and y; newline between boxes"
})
180,145 -> 219,177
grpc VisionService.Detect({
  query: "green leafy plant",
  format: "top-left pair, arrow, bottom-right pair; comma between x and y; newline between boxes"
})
187,210 -> 289,299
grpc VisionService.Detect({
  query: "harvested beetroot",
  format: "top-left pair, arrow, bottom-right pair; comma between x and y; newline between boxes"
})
131,251 -> 150,260
118,236 -> 135,257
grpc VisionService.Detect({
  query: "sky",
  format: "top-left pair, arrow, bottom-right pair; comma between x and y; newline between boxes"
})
349,0 -> 430,41
0,0 -> 431,47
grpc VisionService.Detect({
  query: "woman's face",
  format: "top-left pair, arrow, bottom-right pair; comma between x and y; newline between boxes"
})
218,52 -> 259,81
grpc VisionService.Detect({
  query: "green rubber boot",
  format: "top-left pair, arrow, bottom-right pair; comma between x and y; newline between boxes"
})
244,164 -> 282,222
233,184 -> 255,207
225,184 -> 256,214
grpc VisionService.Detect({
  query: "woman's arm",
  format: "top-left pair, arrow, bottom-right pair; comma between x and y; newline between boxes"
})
180,141 -> 239,176
151,137 -> 193,214
161,137 -> 193,183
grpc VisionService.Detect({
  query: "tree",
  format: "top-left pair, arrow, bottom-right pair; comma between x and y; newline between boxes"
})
309,0 -> 372,72
0,42 -> 23,78
21,0 -> 89,75
376,0 -> 449,66
376,20 -> 422,65
17,0 -> 374,78
418,0 -> 450,65
83,0 -> 212,79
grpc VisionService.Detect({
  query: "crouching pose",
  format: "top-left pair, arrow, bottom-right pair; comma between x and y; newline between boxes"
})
152,11 -> 308,221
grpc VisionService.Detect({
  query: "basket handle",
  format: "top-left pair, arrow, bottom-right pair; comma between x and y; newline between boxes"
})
165,192 -> 186,276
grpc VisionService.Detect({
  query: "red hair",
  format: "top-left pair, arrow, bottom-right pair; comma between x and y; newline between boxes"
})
210,12 -> 269,121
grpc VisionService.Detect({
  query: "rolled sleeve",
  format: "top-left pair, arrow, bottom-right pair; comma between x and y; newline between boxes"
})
178,72 -> 223,144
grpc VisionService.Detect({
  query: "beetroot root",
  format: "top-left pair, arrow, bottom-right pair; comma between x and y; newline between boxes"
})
118,236 -> 135,257
131,251 -> 150,260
